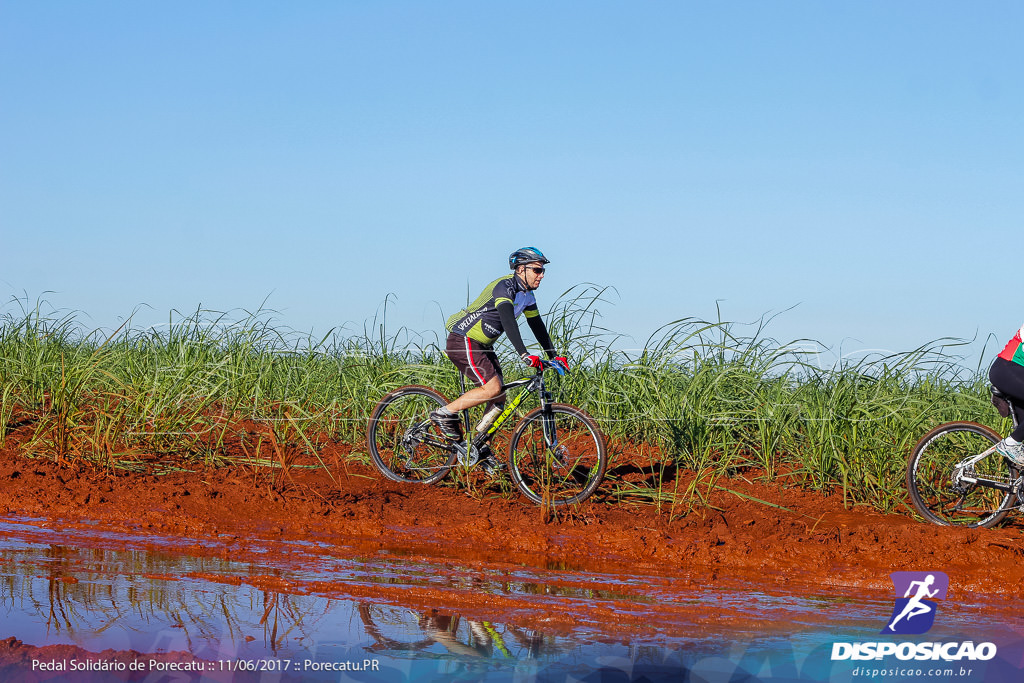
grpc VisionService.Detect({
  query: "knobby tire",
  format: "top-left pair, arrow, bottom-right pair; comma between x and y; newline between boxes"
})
367,385 -> 458,485
508,403 -> 607,506
906,421 -> 1018,529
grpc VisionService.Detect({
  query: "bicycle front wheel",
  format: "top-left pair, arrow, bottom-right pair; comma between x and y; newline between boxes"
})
367,385 -> 458,485
907,421 -> 1018,528
508,403 -> 607,506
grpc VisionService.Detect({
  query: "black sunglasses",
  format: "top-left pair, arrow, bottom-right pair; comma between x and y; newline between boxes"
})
526,266 -> 546,274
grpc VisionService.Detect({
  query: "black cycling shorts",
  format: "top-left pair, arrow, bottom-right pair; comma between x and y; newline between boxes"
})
990,357 -> 1024,441
445,332 -> 502,387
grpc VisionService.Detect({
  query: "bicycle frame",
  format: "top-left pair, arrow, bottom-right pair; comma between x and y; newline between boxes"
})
458,362 -> 560,453
952,389 -> 1022,497
953,445 -> 1005,487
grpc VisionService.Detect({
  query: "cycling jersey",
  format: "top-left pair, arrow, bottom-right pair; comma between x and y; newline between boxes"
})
446,275 -> 541,347
998,324 -> 1024,366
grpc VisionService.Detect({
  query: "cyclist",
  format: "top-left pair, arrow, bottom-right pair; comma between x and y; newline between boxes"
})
990,323 -> 1024,466
430,247 -> 568,471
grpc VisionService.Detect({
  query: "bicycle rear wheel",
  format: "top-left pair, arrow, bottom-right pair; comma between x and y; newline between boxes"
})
906,421 -> 1019,528
508,403 -> 607,506
367,385 -> 458,484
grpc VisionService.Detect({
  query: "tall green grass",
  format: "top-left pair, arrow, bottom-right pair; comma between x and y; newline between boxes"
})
0,292 -> 1004,514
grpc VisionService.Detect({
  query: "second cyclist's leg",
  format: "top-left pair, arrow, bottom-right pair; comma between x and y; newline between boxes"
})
989,358 -> 1024,466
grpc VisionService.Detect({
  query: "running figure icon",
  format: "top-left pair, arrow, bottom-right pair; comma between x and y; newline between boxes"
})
886,574 -> 939,632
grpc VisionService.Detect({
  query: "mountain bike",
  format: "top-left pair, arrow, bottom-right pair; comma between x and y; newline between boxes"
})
906,386 -> 1024,528
366,360 -> 607,506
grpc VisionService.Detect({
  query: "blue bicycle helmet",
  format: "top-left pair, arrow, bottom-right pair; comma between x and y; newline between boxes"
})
509,246 -> 550,270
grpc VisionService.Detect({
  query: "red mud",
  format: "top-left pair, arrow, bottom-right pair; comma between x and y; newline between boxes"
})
1,436 -> 1023,663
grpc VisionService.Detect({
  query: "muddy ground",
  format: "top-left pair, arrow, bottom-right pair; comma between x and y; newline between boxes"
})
1,437 -> 1022,598
3,430 -> 1024,677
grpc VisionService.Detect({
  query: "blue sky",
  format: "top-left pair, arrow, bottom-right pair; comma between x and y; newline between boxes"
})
2,2 -> 1021,364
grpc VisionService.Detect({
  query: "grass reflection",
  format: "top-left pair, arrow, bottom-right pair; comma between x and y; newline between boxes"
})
0,544 -> 331,655
0,542 -> 573,666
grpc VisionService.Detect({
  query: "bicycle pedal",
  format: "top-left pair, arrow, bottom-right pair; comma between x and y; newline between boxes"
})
479,456 -> 504,477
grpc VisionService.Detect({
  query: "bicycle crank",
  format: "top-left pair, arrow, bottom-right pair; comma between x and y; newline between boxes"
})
452,442 -> 481,467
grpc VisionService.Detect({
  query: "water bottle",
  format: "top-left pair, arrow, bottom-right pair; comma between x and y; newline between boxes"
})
475,405 -> 502,433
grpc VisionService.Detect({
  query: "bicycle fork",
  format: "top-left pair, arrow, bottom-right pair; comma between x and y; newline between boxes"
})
537,391 -> 571,470
532,385 -> 556,448
541,406 -> 558,449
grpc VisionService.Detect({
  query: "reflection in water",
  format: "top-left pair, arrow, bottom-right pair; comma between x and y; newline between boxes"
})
2,518 -> 1023,682
0,545 -> 333,658
0,535 -> 588,675
359,604 -> 552,659
357,604 -> 560,678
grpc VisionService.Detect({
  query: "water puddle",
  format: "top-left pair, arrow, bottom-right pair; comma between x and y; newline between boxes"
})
1,517 -> 1023,681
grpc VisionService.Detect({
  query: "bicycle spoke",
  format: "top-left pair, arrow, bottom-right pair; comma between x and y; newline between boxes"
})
368,387 -> 457,484
509,405 -> 606,506
907,422 -> 1015,528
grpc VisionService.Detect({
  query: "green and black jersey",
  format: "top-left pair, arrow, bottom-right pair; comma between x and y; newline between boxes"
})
446,274 -> 553,357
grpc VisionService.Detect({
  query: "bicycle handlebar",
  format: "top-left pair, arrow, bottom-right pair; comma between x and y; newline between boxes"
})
539,359 -> 568,377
